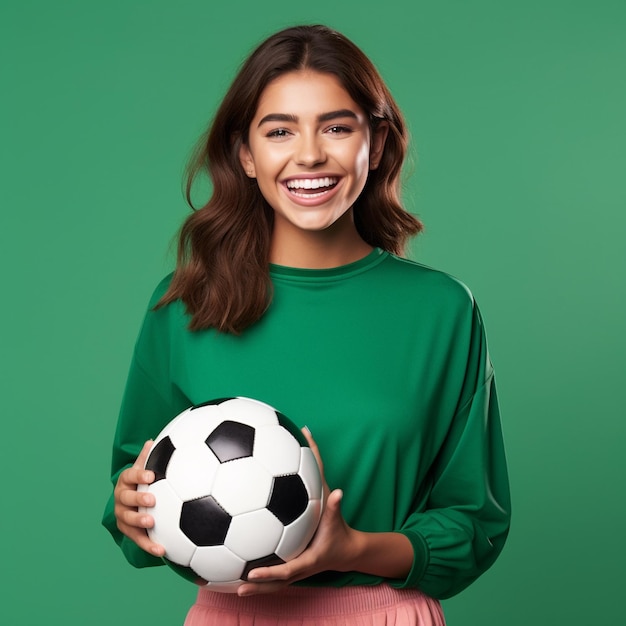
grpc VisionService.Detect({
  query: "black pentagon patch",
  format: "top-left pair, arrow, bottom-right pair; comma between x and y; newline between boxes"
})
241,554 -> 285,580
276,411 -> 308,446
145,436 -> 175,482
267,475 -> 309,525
180,495 -> 232,546
206,420 -> 255,463
163,558 -> 208,586
192,398 -> 234,410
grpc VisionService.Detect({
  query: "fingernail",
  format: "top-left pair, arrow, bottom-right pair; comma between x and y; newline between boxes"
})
302,425 -> 311,436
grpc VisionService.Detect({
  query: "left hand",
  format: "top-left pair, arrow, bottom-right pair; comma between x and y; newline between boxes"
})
237,427 -> 357,596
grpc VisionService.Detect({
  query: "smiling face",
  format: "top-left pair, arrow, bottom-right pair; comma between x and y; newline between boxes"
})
239,70 -> 388,265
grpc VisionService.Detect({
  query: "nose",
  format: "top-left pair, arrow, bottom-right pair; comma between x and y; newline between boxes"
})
294,131 -> 326,167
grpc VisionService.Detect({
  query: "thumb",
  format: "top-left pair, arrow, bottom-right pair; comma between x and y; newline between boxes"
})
325,488 -> 344,514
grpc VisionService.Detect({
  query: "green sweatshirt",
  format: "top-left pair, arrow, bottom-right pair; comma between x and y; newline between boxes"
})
102,249 -> 510,599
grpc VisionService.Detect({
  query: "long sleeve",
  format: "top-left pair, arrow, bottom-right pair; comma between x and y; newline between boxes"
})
393,305 -> 511,598
101,277 -> 191,568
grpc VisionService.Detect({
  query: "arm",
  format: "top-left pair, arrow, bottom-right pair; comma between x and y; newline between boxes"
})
395,369 -> 511,598
388,296 -> 510,598
101,356 -> 175,567
102,278 -> 190,567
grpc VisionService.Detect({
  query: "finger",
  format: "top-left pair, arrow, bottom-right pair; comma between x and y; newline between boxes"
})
238,561 -> 304,595
245,561 -> 296,583
116,507 -> 166,558
238,550 -> 317,594
325,488 -> 344,512
119,522 -> 165,557
133,440 -> 155,469
118,486 -> 155,508
119,465 -> 155,489
118,507 -> 155,531
316,488 -> 344,529
245,547 -> 318,586
301,427 -> 322,467
302,426 -> 319,456
237,580 -> 288,596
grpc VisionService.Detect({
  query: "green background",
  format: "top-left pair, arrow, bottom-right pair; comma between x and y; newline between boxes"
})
2,0 -> 624,624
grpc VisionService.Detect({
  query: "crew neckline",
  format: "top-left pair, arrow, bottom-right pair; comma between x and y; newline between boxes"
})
269,248 -> 388,282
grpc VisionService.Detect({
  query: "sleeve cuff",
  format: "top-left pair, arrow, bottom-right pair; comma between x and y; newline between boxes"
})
389,529 -> 429,590
120,535 -> 164,569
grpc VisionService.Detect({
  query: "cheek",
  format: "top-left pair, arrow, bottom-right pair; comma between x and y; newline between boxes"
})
346,143 -> 373,186
253,147 -> 288,180
354,140 -> 372,167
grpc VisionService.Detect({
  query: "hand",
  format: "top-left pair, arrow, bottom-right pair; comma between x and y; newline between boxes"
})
113,440 -> 166,557
237,428 -> 357,596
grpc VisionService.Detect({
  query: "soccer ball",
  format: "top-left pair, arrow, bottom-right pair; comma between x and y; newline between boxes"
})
138,397 -> 323,592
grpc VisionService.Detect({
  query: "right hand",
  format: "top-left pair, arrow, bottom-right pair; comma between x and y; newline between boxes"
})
113,440 -> 166,557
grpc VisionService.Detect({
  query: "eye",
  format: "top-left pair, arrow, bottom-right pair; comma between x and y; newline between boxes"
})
266,128 -> 292,139
326,125 -> 353,135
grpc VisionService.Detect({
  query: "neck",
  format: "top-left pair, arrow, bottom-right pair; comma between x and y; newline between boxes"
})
269,212 -> 373,269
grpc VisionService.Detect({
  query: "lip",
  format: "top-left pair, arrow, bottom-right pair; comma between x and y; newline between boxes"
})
281,173 -> 342,182
280,174 -> 343,207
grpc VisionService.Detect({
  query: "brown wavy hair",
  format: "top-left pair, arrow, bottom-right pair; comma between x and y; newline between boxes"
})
158,25 -> 423,333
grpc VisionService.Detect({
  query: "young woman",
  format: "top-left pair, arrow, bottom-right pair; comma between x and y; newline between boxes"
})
103,24 -> 511,625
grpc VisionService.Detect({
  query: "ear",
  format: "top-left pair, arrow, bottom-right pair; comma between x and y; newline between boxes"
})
369,121 -> 389,170
238,143 -> 257,178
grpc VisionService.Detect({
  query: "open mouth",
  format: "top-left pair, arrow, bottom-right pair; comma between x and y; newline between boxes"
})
285,177 -> 339,198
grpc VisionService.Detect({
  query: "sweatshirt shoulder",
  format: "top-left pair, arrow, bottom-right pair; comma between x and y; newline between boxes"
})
381,254 -> 475,307
137,272 -> 186,339
146,272 -> 175,308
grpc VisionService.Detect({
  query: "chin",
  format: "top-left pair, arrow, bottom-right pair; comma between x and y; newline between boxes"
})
295,219 -> 343,232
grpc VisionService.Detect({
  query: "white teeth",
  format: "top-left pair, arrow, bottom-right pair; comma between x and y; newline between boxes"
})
286,177 -> 337,190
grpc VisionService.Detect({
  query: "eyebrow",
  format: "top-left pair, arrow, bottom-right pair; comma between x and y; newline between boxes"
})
257,109 -> 359,127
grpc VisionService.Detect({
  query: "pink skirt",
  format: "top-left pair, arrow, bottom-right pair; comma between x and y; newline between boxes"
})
184,584 -> 445,625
